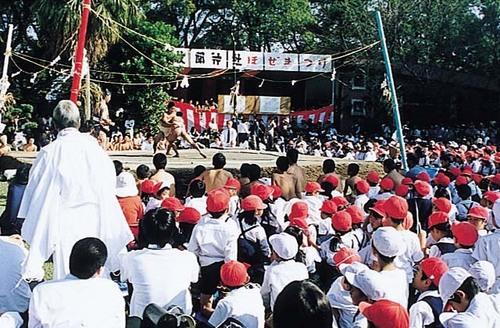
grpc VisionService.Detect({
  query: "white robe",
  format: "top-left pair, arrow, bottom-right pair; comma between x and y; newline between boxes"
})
19,128 -> 133,280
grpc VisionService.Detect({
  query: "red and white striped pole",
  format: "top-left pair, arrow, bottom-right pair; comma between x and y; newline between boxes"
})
69,0 -> 92,103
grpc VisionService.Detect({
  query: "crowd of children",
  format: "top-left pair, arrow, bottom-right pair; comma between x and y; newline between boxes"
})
1,148 -> 500,328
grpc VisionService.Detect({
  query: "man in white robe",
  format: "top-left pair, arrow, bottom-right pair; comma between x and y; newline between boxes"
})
19,100 -> 133,280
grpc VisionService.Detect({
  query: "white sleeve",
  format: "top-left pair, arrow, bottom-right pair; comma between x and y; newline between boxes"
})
187,226 -> 200,256
208,300 -> 230,328
428,245 -> 441,258
224,225 -> 239,262
260,269 -> 272,310
471,239 -> 487,261
0,313 -> 23,328
28,288 -> 43,328
409,301 -> 433,328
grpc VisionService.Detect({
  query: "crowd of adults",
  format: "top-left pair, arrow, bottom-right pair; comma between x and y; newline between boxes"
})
0,100 -> 499,328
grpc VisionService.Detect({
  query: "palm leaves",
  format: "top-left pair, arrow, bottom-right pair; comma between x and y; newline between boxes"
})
32,0 -> 142,63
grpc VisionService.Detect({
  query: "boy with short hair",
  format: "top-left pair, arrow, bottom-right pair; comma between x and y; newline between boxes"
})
441,222 -> 478,270
410,257 -> 448,328
188,189 -> 239,316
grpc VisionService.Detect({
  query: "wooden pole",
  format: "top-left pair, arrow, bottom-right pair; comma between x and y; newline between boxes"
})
0,24 -> 14,114
70,0 -> 92,104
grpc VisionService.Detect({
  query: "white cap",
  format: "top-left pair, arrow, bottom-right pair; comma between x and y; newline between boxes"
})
493,199 -> 500,227
469,261 -> 495,293
116,172 -> 138,197
269,233 -> 299,260
344,269 -> 387,301
438,267 -> 471,308
372,226 -> 405,257
338,262 -> 368,276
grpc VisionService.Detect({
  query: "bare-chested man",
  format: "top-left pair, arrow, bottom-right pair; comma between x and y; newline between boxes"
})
149,153 -> 176,197
286,148 -> 306,196
157,101 -> 206,158
199,153 -> 233,192
272,156 -> 299,200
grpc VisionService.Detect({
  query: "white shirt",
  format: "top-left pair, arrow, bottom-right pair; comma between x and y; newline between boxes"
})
145,197 -> 162,213
222,127 -> 238,147
409,290 -> 440,328
120,245 -> 199,318
327,276 -> 368,328
140,140 -> 153,151
396,230 -> 425,282
428,237 -> 455,258
227,195 -> 240,219
209,285 -> 265,328
184,196 -> 208,216
0,238 -> 31,313
441,248 -> 476,270
472,230 -> 500,293
354,195 -> 369,215
441,293 -> 500,327
367,186 -> 380,199
379,268 -> 409,308
19,128 -> 133,280
188,215 -> 239,267
237,122 -> 250,134
0,312 -> 23,328
261,260 -> 308,310
28,275 -> 125,328
320,233 -> 360,266
374,192 -> 393,201
269,198 -> 287,232
303,195 -> 323,225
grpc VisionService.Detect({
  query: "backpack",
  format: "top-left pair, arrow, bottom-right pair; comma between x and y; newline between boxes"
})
237,220 -> 263,265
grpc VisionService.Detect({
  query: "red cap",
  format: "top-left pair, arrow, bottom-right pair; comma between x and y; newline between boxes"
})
490,173 -> 500,185
452,222 -> 479,246
332,196 -> 349,208
428,211 -> 449,229
140,179 -> 155,194
161,197 -> 185,211
220,261 -> 249,287
471,173 -> 483,185
224,178 -> 241,191
494,153 -> 500,164
323,175 -> 339,188
289,216 -> 308,231
414,180 -> 431,197
433,173 -> 450,187
401,177 -> 414,186
271,184 -> 282,199
305,181 -> 324,193
380,178 -> 394,191
384,195 -> 408,220
395,184 -> 409,197
345,205 -> 364,224
416,171 -> 431,183
331,211 -> 352,232
449,167 -> 461,177
241,195 -> 267,212
467,206 -> 489,220
177,207 -> 201,224
289,201 -> 309,220
207,189 -> 230,213
482,154 -> 491,162
366,171 -> 380,184
359,300 -> 409,328
152,181 -> 169,195
483,191 -> 500,203
369,200 -> 387,217
432,197 -> 452,214
455,176 -> 468,186
333,247 -> 361,267
355,180 -> 370,194
251,183 -> 274,201
320,200 -> 338,215
461,168 -> 473,177
420,257 -> 449,286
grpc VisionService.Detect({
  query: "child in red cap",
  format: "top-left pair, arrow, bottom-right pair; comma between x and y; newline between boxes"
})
187,189 -> 239,316
427,211 -> 456,258
410,258 -> 449,328
353,180 -> 370,215
303,181 -> 325,226
360,299 -> 409,328
209,261 -> 264,328
441,222 -> 478,270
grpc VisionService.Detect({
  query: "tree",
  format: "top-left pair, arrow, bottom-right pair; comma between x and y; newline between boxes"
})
101,19 -> 181,132
32,0 -> 141,63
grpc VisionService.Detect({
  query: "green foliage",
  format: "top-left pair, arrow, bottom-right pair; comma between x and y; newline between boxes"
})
101,19 -> 181,131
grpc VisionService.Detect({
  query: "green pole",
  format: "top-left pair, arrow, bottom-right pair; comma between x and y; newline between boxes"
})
374,10 -> 408,171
